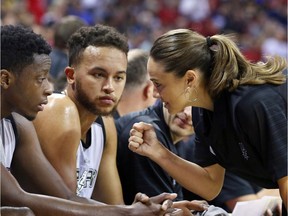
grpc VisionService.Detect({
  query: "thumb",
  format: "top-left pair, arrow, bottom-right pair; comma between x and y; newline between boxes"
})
162,199 -> 173,211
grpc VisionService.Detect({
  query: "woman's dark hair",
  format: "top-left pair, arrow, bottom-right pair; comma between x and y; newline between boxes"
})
150,29 -> 287,98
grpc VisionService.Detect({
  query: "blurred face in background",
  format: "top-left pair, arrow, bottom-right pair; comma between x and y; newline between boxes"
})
163,105 -> 194,144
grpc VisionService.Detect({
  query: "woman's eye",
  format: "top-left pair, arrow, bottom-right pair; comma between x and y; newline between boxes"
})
154,82 -> 161,88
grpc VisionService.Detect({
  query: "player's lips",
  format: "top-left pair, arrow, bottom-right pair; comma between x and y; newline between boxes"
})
174,116 -> 186,128
99,96 -> 116,105
174,113 -> 192,127
37,100 -> 48,111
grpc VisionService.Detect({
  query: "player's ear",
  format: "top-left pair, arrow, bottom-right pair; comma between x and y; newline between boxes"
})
0,69 -> 14,89
65,67 -> 75,84
143,80 -> 154,99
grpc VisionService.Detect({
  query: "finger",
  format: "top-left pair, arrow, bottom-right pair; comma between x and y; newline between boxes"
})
132,122 -> 153,131
150,193 -> 178,204
165,208 -> 183,216
133,192 -> 150,205
128,135 -> 144,144
129,128 -> 144,138
190,200 -> 209,211
162,199 -> 173,211
128,141 -> 141,151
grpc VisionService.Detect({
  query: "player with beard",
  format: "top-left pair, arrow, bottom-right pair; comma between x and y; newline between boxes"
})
2,24 -> 186,216
32,24 -> 128,204
32,24 -> 207,214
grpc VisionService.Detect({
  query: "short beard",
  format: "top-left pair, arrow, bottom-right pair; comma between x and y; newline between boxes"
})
75,81 -> 118,116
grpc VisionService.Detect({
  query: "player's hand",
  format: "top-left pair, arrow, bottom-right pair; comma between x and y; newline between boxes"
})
173,200 -> 209,216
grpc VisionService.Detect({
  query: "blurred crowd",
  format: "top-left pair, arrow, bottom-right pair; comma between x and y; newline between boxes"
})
1,0 -> 287,62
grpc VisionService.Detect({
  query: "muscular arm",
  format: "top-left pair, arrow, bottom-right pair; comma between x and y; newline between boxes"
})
11,112 -> 78,199
32,94 -> 81,192
8,105 -> 101,205
91,116 -> 124,204
4,164 -> 179,216
2,164 -> 94,216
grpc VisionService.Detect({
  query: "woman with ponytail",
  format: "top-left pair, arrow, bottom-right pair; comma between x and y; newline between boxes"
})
128,29 -> 287,215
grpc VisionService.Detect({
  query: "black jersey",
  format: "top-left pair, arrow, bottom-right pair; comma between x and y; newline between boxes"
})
193,83 -> 287,188
116,99 -> 264,209
116,100 -> 183,204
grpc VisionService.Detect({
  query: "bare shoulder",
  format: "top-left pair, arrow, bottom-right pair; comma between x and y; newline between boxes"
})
45,93 -> 78,114
33,93 -> 81,152
34,93 -> 80,126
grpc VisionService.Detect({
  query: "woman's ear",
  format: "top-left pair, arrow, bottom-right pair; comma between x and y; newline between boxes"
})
64,67 -> 75,84
0,69 -> 14,89
185,70 -> 197,86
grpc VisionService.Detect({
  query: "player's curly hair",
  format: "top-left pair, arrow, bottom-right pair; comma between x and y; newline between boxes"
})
1,25 -> 52,74
67,24 -> 129,67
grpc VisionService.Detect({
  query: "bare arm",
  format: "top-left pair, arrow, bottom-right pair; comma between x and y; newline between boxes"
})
92,116 -> 124,204
278,176 -> 287,209
129,122 -> 225,200
11,112 -> 99,205
2,164 -> 181,216
2,164 -> 100,216
11,112 -> 79,199
0,207 -> 35,216
153,149 -> 225,200
32,94 -> 81,192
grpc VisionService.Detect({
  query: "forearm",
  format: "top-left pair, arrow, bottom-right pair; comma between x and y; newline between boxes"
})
2,163 -> 175,216
151,146 -> 224,200
0,207 -> 35,216
21,193 -> 133,216
69,194 -> 106,205
92,167 -> 124,204
278,176 -> 287,209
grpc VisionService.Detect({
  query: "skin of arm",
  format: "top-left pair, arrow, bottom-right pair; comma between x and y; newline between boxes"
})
10,98 -> 98,205
32,94 -> 81,193
3,164 -> 182,216
129,122 -> 225,201
278,176 -> 287,209
11,112 -> 79,200
0,207 -> 35,216
91,116 -> 124,204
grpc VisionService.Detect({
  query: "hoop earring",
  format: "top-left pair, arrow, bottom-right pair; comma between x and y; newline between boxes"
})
185,86 -> 198,102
